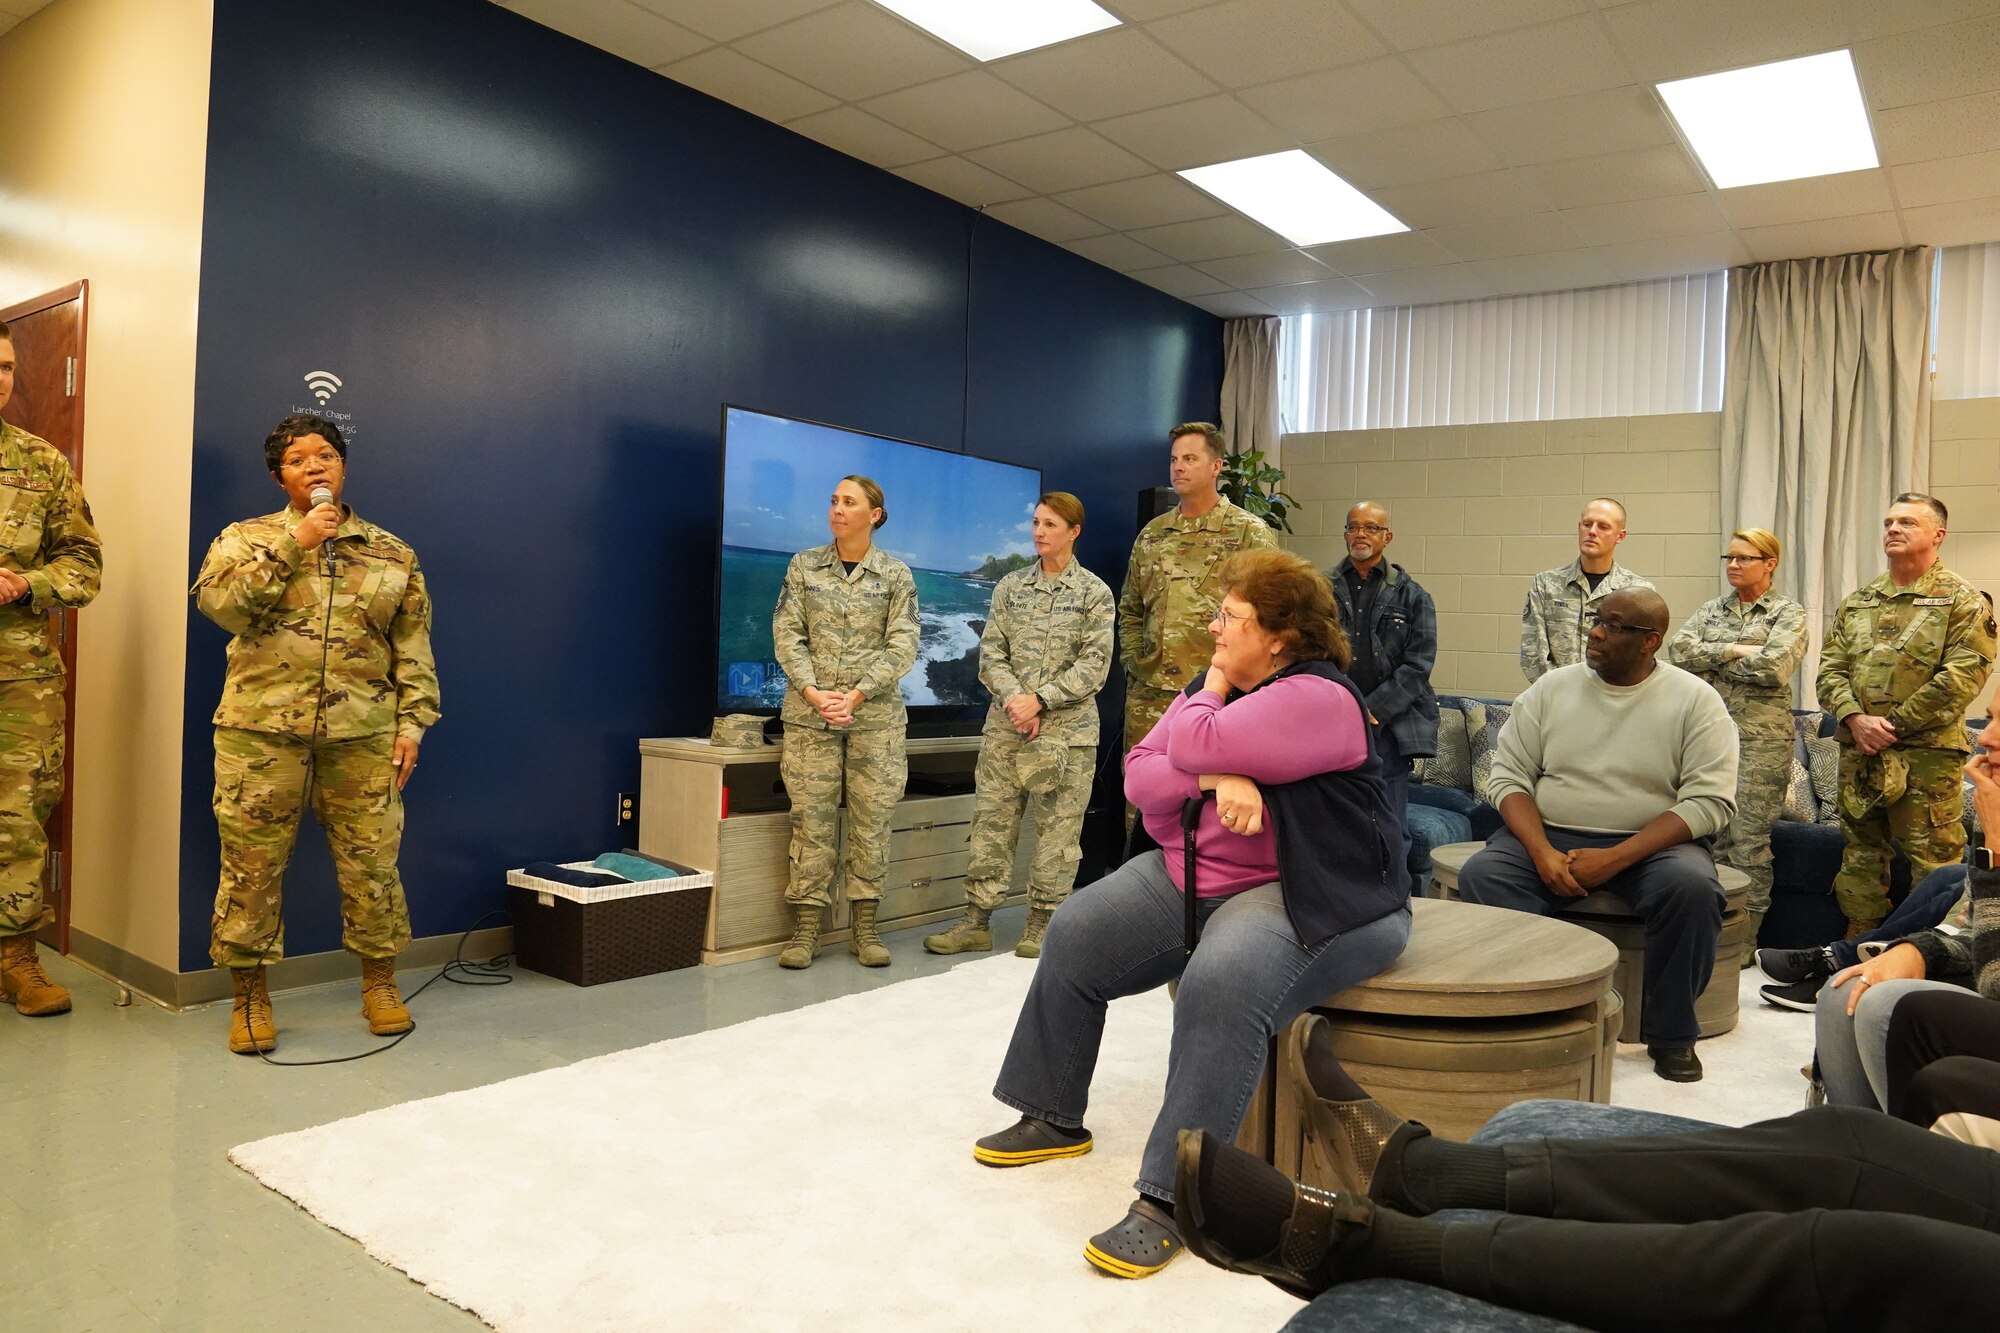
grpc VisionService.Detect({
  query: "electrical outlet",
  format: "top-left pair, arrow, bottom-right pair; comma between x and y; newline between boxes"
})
616,792 -> 637,826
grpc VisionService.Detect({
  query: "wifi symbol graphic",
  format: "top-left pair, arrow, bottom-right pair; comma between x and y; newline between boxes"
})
304,371 -> 344,403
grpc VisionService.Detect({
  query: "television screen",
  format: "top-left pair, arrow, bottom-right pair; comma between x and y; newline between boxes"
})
716,406 -> 1044,714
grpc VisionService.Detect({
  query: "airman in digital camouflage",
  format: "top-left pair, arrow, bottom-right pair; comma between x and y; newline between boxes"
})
925,493 -> 1112,960
1521,497 -> 1654,683
772,475 -> 919,970
0,319 -> 103,1019
1817,494 -> 1995,935
193,414 -> 440,1053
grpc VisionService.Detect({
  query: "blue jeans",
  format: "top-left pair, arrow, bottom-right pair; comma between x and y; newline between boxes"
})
992,850 -> 1411,1203
1815,976 -> 1967,1110
1378,728 -> 1414,882
1829,863 -> 1968,970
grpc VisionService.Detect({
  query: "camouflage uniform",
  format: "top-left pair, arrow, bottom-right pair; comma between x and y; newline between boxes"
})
1519,559 -> 1654,683
193,506 -> 440,966
772,543 -> 919,907
0,420 -> 102,938
1817,564 -> 1996,928
964,558 -> 1114,910
1117,497 -> 1276,751
1667,590 -> 1810,916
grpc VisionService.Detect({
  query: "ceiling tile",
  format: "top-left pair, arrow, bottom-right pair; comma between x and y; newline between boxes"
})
1052,173 -> 1227,230
1875,90 -> 2000,165
1716,170 -> 1897,228
1737,211 -> 1908,263
891,156 -> 1037,207
630,0 -> 839,42
734,1 -> 968,101
785,106 -> 942,168
1898,195 -> 2000,247
1195,250 -> 1339,288
967,127 -> 1154,195
1592,231 -> 1754,281
1127,214 -> 1287,262
1063,233 -> 1177,272
1430,213 -> 1583,261
983,198 -> 1109,244
1516,144 -> 1708,209
1405,16 -> 1630,114
1344,0 -> 1592,51
1191,291 -> 1281,318
1130,264 -> 1238,299
1855,13 -> 2000,110
508,0 -> 711,68
1597,0 -> 1852,84
1304,230 -> 1458,275
1839,0 -> 1996,43
1093,94 -> 1293,172
1461,86 -> 1678,167
660,47 -> 838,120
1237,58 -> 1450,143
1353,265 -> 1503,305
1890,150 -> 2000,209
862,71 -> 1072,153
1245,278 -> 1376,313
989,26 -> 1216,122
1144,0 -> 1389,87
1372,169 -> 1552,228
1468,249 -> 1620,295
1560,192 -> 1730,246
1307,119 -> 1505,188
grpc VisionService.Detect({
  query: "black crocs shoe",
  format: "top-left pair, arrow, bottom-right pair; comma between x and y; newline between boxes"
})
973,1115 -> 1093,1167
1084,1197 -> 1183,1279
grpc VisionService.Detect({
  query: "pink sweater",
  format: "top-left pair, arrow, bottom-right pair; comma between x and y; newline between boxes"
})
1125,675 -> 1366,898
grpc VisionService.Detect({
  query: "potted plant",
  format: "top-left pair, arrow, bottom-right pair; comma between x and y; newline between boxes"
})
1220,447 -> 1297,533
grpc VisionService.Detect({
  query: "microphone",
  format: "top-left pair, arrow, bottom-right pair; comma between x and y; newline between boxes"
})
309,485 -> 336,574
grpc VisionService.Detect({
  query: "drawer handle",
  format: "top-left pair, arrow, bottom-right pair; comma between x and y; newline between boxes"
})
908,876 -> 932,888
907,821 -> 935,832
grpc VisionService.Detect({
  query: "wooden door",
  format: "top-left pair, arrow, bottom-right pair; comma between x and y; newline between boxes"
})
0,281 -> 88,953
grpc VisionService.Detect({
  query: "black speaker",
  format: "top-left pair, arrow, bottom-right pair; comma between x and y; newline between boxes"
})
1137,486 -> 1176,530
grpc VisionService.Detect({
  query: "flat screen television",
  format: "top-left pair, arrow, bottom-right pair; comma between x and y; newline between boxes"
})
715,405 -> 1044,720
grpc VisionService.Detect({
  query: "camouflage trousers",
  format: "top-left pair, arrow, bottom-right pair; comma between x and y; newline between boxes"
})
1832,744 -> 1968,928
1124,681 -> 1182,754
0,677 -> 64,938
782,723 -> 906,907
1709,723 -> 1791,917
963,730 -> 1096,911
208,727 -> 410,967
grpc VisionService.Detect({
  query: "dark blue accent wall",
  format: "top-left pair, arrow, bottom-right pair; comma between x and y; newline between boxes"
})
179,0 -> 1222,971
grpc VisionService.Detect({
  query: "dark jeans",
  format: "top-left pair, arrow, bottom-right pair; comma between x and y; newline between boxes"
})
1831,862 -> 1967,970
1378,728 -> 1413,882
1885,987 -> 2000,1126
1458,827 -> 1721,1047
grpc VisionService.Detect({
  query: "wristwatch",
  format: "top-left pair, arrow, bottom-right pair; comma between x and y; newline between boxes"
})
1975,844 -> 1997,871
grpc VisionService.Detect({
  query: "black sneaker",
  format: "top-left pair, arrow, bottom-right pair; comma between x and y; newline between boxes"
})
1760,978 -> 1824,1012
1756,945 -> 1834,984
1648,1045 -> 1703,1082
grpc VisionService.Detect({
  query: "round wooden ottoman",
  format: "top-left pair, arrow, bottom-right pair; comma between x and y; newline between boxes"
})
1425,840 -> 1484,898
1559,864 -> 1751,1042
1277,898 -> 1620,1187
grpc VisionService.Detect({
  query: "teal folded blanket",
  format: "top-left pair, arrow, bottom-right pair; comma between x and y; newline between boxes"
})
591,851 -> 679,882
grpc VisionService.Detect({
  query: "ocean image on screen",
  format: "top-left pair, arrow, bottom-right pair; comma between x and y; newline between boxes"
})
718,409 -> 1042,712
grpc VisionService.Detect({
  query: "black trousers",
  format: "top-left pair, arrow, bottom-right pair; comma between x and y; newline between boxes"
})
1885,987 -> 2000,1125
1437,1106 -> 2000,1333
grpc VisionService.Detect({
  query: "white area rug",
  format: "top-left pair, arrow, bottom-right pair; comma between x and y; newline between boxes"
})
231,961 -> 1816,1331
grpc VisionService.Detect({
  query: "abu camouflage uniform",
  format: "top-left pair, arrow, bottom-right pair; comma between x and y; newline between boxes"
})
0,420 -> 102,938
772,542 -> 919,907
1817,563 -> 1996,928
964,557 -> 1114,911
1667,590 -> 1810,916
1117,497 -> 1276,752
1519,559 -> 1654,683
193,506 -> 440,966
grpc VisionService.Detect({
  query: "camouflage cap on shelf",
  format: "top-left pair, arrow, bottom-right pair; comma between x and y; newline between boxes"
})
709,714 -> 770,748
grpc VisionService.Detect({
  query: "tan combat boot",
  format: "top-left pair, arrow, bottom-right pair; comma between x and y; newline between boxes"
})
923,905 -> 992,955
1,934 -> 72,1016
1015,907 -> 1056,959
848,900 -> 890,968
228,966 -> 277,1054
360,957 -> 414,1035
778,905 -> 823,969
1740,907 -> 1766,969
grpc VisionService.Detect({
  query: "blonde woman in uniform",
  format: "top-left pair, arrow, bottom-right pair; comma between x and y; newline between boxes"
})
925,492 -> 1113,960
772,475 -> 919,969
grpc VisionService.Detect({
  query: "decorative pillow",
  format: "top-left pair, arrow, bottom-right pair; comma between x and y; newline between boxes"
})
1412,707 -> 1472,792
1467,701 -> 1514,806
1780,740 -> 1817,823
1805,735 -> 1841,825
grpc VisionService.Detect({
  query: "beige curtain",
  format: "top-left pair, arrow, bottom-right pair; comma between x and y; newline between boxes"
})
1721,247 -> 1934,704
1220,316 -> 1281,461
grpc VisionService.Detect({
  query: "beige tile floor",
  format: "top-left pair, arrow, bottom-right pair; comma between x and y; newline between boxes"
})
7,910 -> 1010,1331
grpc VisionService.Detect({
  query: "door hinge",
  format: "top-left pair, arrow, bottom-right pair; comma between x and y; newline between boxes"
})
64,357 -> 77,397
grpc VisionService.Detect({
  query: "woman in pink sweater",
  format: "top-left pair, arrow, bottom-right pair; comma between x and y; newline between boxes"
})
974,549 -> 1412,1280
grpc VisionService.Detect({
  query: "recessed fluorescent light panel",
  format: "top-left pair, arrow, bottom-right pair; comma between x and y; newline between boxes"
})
871,0 -> 1120,62
1657,49 -> 1878,189
1178,151 -> 1408,248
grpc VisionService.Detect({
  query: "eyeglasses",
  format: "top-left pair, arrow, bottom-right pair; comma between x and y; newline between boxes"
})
1720,554 -> 1773,565
1343,524 -> 1388,535
1208,606 -> 1251,630
1586,614 -> 1654,635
